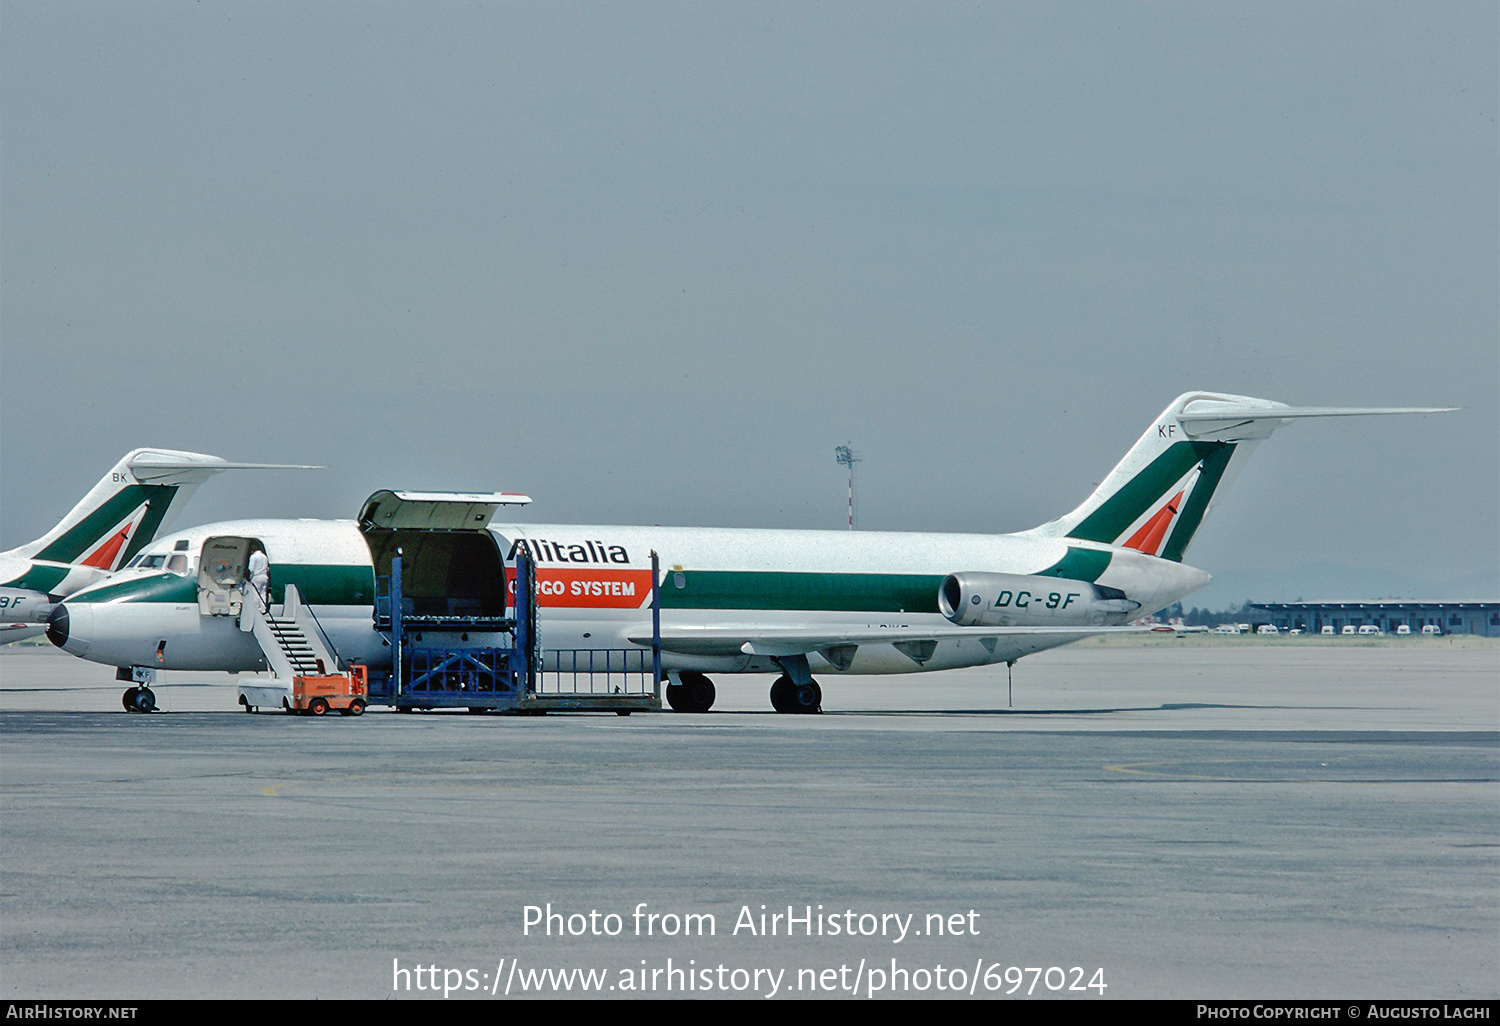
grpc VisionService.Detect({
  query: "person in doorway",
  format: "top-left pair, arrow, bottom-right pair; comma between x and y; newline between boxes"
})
246,547 -> 270,607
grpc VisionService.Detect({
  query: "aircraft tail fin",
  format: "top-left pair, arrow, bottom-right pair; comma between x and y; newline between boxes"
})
1025,392 -> 1455,562
15,449 -> 320,572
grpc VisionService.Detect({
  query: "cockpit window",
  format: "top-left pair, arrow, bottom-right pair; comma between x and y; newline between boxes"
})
124,555 -> 144,568
133,552 -> 192,576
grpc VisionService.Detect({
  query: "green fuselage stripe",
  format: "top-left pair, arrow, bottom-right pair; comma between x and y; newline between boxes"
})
75,564 -> 1138,616
271,565 -> 376,605
72,573 -> 198,605
64,564 -> 376,606
660,570 -> 945,614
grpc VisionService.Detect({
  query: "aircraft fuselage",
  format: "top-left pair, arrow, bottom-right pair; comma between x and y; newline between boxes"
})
49,516 -> 1208,676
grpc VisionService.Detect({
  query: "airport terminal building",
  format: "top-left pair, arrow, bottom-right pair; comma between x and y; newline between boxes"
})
1246,600 -> 1500,637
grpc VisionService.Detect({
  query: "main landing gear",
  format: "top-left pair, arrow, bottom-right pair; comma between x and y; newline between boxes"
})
768,654 -> 822,714
662,666 -> 823,714
769,675 -> 821,714
666,671 -> 716,713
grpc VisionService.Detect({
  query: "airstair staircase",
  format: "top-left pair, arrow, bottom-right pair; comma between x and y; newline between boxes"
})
239,583 -> 339,682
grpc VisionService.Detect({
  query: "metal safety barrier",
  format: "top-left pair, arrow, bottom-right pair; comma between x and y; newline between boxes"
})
537,648 -> 655,697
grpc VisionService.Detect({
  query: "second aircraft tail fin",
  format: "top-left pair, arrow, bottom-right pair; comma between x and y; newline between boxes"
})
15,449 -> 320,573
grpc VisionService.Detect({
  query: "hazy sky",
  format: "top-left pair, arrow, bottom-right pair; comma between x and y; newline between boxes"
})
3,1 -> 1496,589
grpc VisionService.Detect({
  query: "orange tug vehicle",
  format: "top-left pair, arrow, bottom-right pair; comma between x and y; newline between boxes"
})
290,665 -> 369,716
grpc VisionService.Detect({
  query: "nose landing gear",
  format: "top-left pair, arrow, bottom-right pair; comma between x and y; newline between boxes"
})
117,667 -> 157,713
121,686 -> 157,713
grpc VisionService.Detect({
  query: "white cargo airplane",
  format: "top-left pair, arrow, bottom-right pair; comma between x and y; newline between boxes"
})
45,392 -> 1451,713
0,449 -> 317,642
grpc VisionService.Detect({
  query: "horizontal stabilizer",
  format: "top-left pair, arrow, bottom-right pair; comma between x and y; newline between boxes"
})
128,452 -> 322,483
1177,402 -> 1457,440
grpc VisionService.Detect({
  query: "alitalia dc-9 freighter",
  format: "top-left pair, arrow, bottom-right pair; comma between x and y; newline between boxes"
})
44,392 -> 1452,714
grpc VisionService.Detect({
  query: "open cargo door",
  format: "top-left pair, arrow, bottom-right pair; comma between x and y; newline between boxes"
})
358,490 -> 530,532
357,491 -> 530,621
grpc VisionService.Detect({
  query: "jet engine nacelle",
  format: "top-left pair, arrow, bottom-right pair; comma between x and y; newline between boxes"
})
0,587 -> 53,627
939,572 -> 1142,627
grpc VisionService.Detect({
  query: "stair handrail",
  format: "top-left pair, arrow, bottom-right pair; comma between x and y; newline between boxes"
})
295,592 -> 345,672
241,581 -> 337,674
240,583 -> 299,676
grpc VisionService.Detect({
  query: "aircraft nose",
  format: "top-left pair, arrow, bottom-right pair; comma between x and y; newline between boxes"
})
45,604 -> 67,647
46,602 -> 90,656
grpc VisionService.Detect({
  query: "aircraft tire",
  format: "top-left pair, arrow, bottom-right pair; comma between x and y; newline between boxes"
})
769,675 -> 795,714
792,680 -> 821,714
680,672 -> 716,713
130,688 -> 156,714
665,682 -> 687,712
122,687 -> 139,713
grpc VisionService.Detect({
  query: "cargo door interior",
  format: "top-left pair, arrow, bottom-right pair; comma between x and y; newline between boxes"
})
357,491 -> 516,622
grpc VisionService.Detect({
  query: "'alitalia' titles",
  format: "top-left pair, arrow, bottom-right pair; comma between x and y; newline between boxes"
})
508,539 -> 630,565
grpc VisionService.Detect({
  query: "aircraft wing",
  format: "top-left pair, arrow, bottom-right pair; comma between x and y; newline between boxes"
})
627,623 -> 1154,658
